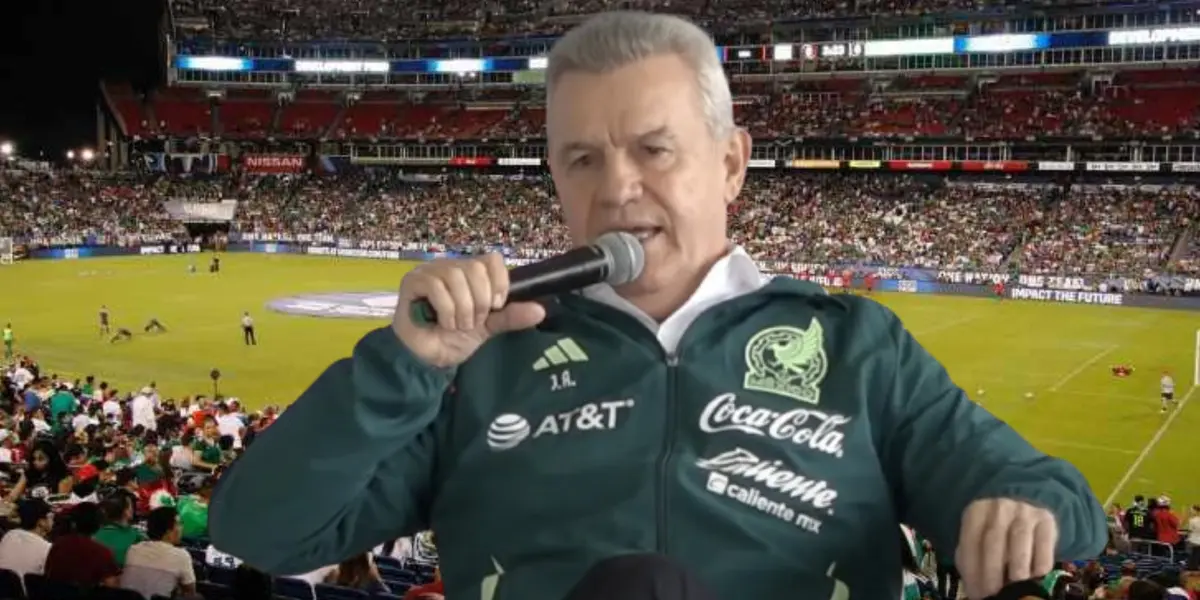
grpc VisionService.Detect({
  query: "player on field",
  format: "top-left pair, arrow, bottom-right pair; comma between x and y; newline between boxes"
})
993,280 -> 1006,300
99,305 -> 111,336
110,327 -> 133,343
2,323 -> 13,360
1160,371 -> 1175,414
241,312 -> 257,346
144,317 -> 168,334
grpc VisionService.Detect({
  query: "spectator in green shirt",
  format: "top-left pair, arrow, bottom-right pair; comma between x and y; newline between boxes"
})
80,376 -> 95,399
49,386 -> 78,430
93,494 -> 146,567
177,477 -> 213,541
190,418 -> 223,471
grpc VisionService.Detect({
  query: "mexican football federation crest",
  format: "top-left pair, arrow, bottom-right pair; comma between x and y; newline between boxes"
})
743,319 -> 828,404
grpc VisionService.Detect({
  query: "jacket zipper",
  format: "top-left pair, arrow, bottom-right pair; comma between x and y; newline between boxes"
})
559,293 -> 778,553
656,352 -> 679,553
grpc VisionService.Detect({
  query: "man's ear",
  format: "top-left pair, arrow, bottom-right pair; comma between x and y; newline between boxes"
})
721,127 -> 752,206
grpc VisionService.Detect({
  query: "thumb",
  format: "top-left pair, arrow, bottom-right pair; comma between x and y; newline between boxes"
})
485,301 -> 546,334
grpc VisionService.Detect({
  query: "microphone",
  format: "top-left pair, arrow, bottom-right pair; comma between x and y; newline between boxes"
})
409,231 -> 645,326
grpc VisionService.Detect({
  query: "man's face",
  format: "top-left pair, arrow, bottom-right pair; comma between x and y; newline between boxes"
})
547,54 -> 750,301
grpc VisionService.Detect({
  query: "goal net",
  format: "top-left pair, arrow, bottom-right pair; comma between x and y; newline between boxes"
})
0,238 -> 13,265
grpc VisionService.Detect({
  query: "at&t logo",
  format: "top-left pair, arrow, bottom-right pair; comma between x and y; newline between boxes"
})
487,414 -> 532,451
485,399 -> 636,451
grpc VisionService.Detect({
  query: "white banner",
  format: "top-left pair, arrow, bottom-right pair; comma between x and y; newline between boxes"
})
1085,162 -> 1159,172
1009,288 -> 1123,306
305,247 -> 401,260
1037,161 -> 1075,171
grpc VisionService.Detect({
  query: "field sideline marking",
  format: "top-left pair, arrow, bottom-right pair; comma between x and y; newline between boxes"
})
1102,384 -> 1198,507
912,313 -> 983,337
1048,346 -> 1118,392
1057,390 -> 1156,405
1034,438 -> 1138,456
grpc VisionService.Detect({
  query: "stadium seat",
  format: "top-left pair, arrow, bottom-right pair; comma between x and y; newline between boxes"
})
206,566 -> 237,587
374,563 -> 405,580
22,574 -> 82,600
0,569 -> 23,599
197,580 -> 231,600
272,577 -> 315,600
313,584 -> 368,600
374,557 -> 400,570
88,588 -> 145,600
192,561 -> 208,582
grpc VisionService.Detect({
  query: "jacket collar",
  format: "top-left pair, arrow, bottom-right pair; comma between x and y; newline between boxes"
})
578,246 -> 768,352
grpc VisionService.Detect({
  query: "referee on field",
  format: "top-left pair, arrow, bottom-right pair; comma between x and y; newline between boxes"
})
241,311 -> 257,346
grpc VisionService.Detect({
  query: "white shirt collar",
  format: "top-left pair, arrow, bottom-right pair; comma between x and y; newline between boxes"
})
582,245 -> 769,353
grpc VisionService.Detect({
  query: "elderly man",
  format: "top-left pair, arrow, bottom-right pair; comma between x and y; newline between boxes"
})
211,11 -> 1106,600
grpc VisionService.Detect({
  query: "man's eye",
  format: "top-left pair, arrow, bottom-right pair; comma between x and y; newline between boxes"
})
645,146 -> 668,156
571,155 -> 592,168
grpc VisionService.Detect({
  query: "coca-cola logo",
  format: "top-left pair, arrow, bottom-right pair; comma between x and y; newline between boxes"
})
698,393 -> 849,457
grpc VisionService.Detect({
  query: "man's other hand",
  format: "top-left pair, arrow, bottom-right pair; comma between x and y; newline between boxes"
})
956,497 -> 1059,600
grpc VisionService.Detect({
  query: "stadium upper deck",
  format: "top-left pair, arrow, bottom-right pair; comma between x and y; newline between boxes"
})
168,0 -> 1200,42
93,0 -> 1200,165
108,68 -> 1200,139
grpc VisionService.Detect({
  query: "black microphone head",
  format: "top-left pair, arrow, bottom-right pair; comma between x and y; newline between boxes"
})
594,231 -> 645,286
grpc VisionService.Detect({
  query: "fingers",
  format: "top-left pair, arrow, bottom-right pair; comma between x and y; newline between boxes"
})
1031,512 -> 1058,577
483,252 -> 510,310
417,276 -> 456,330
463,259 -> 494,330
1005,510 -> 1034,583
440,267 -> 475,330
957,501 -> 989,599
487,301 -> 546,334
402,253 -> 511,332
958,499 -> 1059,600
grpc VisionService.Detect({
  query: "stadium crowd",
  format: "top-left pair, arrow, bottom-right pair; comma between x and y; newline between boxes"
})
167,0 -> 1158,40
0,357 -> 445,600
120,69 -> 1200,142
2,169 -> 1196,281
1,327 -> 1199,600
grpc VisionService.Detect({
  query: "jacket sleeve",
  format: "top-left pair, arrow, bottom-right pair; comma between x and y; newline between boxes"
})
869,303 -> 1107,561
209,327 -> 453,575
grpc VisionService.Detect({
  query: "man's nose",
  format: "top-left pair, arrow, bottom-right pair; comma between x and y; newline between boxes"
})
597,153 -> 643,207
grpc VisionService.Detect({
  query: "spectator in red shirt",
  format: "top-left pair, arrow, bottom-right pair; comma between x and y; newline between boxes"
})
44,502 -> 120,587
1152,497 -> 1182,547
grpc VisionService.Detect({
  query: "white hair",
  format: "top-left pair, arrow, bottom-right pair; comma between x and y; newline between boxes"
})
546,11 -> 735,139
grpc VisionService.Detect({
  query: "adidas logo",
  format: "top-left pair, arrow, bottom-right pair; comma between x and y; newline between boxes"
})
532,337 -> 589,371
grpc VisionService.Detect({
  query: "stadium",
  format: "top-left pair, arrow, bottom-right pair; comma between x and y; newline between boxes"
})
1,0 -> 1200,598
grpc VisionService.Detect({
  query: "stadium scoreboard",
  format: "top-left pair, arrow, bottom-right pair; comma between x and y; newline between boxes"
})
175,25 -> 1200,76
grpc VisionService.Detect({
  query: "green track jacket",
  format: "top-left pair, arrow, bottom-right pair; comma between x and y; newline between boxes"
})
210,277 -> 1107,600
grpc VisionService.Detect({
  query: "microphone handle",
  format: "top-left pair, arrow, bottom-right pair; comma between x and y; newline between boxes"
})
409,247 -> 611,327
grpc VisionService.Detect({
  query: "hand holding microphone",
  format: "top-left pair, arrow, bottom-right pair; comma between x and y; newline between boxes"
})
393,232 -> 644,369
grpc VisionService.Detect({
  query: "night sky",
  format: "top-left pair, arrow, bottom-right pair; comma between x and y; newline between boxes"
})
0,0 -> 164,161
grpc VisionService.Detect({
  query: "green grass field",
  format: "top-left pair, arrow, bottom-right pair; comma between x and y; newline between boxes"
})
2,253 -> 1196,507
